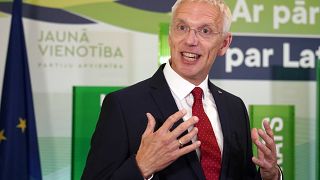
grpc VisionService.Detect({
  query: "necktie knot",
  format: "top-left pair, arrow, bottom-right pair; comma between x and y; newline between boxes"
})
191,87 -> 203,101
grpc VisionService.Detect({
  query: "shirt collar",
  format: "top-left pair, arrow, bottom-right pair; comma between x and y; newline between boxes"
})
163,63 -> 209,100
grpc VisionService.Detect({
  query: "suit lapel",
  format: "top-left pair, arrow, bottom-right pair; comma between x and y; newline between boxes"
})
149,64 -> 205,180
149,64 -> 180,125
208,81 -> 231,179
184,151 -> 205,180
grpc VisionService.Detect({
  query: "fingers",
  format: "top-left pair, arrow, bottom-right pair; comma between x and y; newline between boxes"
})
251,121 -> 276,154
258,129 -> 276,153
171,116 -> 199,139
177,140 -> 201,157
253,136 -> 271,158
158,109 -> 187,133
262,121 -> 275,150
252,154 -> 264,167
252,121 -> 277,169
177,127 -> 198,147
252,138 -> 269,168
137,110 -> 201,177
251,128 -> 267,155
263,120 -> 274,139
251,128 -> 259,142
252,150 -> 273,170
142,113 -> 156,137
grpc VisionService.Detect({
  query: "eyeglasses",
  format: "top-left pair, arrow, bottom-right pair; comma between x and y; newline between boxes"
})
172,23 -> 224,40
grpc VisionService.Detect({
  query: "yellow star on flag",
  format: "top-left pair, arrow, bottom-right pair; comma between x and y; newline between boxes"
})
0,129 -> 6,142
17,118 -> 27,133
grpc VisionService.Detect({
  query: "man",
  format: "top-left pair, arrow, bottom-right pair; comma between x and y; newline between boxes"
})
82,0 -> 281,179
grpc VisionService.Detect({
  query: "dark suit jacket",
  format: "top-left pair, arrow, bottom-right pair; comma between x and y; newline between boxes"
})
82,64 -> 261,180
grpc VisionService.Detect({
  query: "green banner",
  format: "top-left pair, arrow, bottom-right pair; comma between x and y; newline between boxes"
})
156,1 -> 320,36
250,105 -> 295,180
227,0 -> 320,34
72,86 -> 123,180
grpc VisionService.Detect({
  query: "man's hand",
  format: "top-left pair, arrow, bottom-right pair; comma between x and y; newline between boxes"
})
136,109 -> 201,178
251,120 -> 280,180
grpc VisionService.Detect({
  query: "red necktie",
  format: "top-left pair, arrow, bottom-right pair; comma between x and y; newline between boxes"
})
192,87 -> 221,180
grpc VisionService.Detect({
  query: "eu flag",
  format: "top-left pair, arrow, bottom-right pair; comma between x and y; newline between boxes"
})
0,0 -> 42,179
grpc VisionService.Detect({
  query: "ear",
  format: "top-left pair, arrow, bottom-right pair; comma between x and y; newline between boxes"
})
217,32 -> 232,56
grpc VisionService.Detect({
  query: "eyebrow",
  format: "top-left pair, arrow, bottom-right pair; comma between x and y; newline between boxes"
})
173,18 -> 216,28
173,18 -> 218,29
172,18 -> 186,24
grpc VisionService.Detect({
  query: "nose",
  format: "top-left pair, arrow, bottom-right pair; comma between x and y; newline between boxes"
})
185,29 -> 199,46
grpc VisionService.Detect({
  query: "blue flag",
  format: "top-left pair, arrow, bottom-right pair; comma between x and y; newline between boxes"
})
0,0 -> 42,179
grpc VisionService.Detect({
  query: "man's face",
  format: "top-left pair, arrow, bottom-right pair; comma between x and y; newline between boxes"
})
169,1 -> 232,85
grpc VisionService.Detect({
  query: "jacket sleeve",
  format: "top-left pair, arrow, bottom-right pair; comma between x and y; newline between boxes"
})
81,93 -> 144,180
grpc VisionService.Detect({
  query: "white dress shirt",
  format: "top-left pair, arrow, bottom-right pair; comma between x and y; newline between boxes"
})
163,63 -> 223,157
161,63 -> 282,179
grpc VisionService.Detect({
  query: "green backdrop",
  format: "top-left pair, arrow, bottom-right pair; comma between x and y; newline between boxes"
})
72,86 -> 123,180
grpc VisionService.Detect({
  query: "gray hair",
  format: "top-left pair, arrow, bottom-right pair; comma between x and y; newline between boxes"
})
171,0 -> 232,32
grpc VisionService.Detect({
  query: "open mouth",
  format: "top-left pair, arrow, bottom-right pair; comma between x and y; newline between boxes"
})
181,52 -> 201,61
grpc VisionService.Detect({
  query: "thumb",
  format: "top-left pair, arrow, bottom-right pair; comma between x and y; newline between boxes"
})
142,113 -> 156,137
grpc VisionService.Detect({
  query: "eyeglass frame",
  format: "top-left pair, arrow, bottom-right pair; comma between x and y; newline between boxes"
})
170,21 -> 226,40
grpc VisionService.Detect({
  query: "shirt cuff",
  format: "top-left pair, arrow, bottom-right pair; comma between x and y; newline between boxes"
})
277,166 -> 283,180
144,174 -> 154,180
